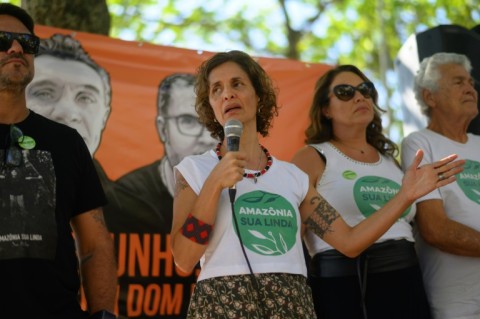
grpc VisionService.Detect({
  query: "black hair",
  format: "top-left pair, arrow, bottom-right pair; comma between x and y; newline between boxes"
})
0,3 -> 35,35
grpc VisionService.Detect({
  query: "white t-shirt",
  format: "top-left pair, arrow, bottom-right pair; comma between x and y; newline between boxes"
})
401,129 -> 480,319
175,149 -> 309,282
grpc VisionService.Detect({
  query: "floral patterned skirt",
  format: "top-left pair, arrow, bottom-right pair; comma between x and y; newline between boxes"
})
187,273 -> 317,319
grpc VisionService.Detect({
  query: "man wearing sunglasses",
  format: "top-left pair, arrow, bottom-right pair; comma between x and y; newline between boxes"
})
0,4 -> 117,319
401,52 -> 480,319
102,73 -> 217,318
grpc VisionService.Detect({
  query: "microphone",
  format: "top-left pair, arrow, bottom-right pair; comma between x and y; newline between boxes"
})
224,119 -> 243,202
224,119 -> 243,152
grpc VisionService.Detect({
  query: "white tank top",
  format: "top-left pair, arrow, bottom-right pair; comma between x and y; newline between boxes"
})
304,142 -> 415,256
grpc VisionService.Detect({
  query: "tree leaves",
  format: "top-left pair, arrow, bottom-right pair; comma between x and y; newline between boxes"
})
19,0 -> 479,141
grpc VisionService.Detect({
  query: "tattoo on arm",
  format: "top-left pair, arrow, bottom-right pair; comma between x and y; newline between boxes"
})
80,253 -> 93,266
304,195 -> 340,239
78,208 -> 106,266
174,170 -> 190,197
90,208 -> 106,227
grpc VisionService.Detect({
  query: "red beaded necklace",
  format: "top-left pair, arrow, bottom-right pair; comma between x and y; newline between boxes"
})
215,142 -> 273,183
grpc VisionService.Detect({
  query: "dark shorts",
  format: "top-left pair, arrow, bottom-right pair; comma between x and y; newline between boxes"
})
309,240 -> 431,319
187,273 -> 317,319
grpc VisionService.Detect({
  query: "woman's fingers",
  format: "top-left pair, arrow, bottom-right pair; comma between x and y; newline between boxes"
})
218,151 -> 246,188
436,161 -> 464,186
433,154 -> 464,177
433,153 -> 459,169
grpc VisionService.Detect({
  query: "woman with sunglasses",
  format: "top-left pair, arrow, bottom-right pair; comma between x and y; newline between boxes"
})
291,64 -> 434,319
171,53 -> 463,318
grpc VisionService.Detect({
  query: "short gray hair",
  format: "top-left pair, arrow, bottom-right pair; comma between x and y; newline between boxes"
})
414,52 -> 472,117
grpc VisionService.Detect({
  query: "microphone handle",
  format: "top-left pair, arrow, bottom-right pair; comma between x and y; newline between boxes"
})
226,135 -> 240,201
226,136 -> 240,152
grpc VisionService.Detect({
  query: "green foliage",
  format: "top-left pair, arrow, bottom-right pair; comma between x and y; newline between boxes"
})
16,0 -> 475,142
104,0 -> 478,142
105,0 -> 477,78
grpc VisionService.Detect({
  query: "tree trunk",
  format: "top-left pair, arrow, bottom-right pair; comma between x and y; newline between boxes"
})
21,0 -> 110,35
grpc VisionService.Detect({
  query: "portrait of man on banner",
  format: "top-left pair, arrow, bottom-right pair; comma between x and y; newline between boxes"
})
26,33 -> 113,195
105,73 -> 217,318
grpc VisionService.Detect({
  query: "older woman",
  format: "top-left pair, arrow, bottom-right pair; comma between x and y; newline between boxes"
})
171,52 -> 462,318
401,52 -> 480,319
292,65 -> 437,319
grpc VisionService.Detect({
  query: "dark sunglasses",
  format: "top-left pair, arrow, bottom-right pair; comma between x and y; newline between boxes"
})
4,125 -> 24,168
0,31 -> 40,54
332,82 -> 375,101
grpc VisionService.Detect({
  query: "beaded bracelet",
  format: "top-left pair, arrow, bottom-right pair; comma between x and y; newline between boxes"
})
181,213 -> 213,245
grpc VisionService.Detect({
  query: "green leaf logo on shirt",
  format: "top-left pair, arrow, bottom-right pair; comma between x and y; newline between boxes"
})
343,170 -> 357,180
456,159 -> 480,204
353,175 -> 411,218
234,190 -> 298,256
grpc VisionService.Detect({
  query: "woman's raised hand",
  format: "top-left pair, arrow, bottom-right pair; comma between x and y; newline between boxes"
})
401,150 -> 464,201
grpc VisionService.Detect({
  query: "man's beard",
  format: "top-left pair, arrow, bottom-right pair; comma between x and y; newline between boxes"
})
0,54 -> 34,93
0,73 -> 33,93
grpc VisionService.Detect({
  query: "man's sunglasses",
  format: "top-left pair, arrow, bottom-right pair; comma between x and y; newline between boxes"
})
0,31 -> 40,55
4,125 -> 24,168
332,82 -> 375,101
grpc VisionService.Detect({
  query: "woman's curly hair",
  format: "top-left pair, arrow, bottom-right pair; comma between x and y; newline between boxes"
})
305,64 -> 398,158
195,50 -> 279,141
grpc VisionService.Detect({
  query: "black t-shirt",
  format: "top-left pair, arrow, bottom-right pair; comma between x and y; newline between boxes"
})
0,111 -> 106,318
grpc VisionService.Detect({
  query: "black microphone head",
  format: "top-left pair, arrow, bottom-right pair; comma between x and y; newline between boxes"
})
224,119 -> 243,152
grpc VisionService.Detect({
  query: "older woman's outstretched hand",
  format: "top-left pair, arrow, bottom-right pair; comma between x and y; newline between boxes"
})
401,150 -> 464,202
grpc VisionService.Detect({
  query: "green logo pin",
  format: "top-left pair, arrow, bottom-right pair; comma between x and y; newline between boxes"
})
18,135 -> 36,150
